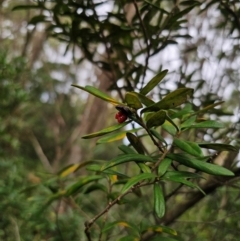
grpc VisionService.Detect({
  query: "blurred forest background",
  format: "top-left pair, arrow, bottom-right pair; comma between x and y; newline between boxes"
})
1,0 -> 240,240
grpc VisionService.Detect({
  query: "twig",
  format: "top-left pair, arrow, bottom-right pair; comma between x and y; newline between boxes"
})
10,217 -> 21,241
55,200 -> 65,241
30,131 -> 53,173
84,181 -> 155,240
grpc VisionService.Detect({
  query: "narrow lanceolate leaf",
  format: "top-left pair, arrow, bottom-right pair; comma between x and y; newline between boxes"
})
72,84 -> 122,105
46,190 -> 66,206
98,128 -> 142,144
58,161 -> 95,178
125,92 -> 142,109
163,170 -> 202,179
146,110 -> 166,128
140,70 -> 168,95
165,114 -> 179,132
118,145 -> 136,154
133,92 -> 155,106
97,131 -> 126,144
12,5 -> 41,11
83,183 -> 108,194
150,129 -> 168,146
101,154 -> 154,171
82,121 -> 130,139
154,184 -> 165,218
126,133 -> 145,154
191,101 -> 224,116
65,175 -> 103,196
162,171 -> 205,194
170,103 -> 194,119
144,225 -> 177,236
121,173 -> 156,193
173,138 -> 203,157
158,158 -> 172,176
167,154 -> 234,176
137,163 -> 151,173
162,121 -> 177,136
102,221 -> 139,234
181,115 -> 196,129
190,120 -> 224,129
142,88 -> 194,113
198,143 -> 239,152
86,164 -> 102,172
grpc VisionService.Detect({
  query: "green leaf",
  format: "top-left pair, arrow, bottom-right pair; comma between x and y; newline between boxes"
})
86,164 -> 129,179
173,138 -> 203,157
126,132 -> 145,154
162,171 -> 205,194
58,164 -> 81,178
45,191 -> 66,206
181,115 -> 196,129
101,154 -> 155,171
65,175 -> 103,196
163,170 -> 202,179
137,163 -> 152,173
191,101 -> 224,116
167,154 -> 234,176
180,1 -> 201,6
82,121 -> 130,139
98,128 -> 142,144
83,183 -> 108,194
133,92 -> 155,106
162,121 -> 177,136
121,173 -> 156,193
125,92 -> 142,109
142,88 -> 194,113
58,161 -> 95,178
102,221 -> 139,234
158,158 -> 172,176
170,103 -> 194,119
118,145 -> 136,154
144,0 -> 170,14
146,110 -> 166,128
150,129 -> 168,146
12,5 -> 41,11
170,5 -> 199,22
165,114 -> 179,132
72,84 -> 122,105
28,15 -> 46,25
190,120 -> 224,129
86,164 -> 102,172
198,143 -> 239,152
154,184 -> 165,218
97,131 -> 126,144
140,70 -> 168,95
144,225 -> 177,236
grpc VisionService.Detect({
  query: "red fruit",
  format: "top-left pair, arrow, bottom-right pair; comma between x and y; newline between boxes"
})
117,114 -> 127,123
115,112 -> 121,119
115,111 -> 127,123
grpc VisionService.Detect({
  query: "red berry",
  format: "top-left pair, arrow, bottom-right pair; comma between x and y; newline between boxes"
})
115,111 -> 127,123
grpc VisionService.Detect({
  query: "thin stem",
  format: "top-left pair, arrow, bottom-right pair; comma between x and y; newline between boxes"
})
84,181 -> 155,239
84,110 -> 168,239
